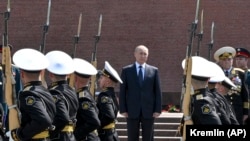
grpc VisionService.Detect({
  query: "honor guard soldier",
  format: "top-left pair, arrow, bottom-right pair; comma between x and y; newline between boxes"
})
46,51 -> 79,141
97,61 -> 122,141
181,56 -> 222,124
208,68 -> 239,125
214,46 -> 249,124
235,47 -> 250,125
6,48 -> 56,141
73,58 -> 101,141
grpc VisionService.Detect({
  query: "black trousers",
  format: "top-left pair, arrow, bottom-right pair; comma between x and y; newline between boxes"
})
127,117 -> 154,141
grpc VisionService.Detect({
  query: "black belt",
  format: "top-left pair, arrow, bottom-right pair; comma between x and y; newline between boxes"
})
98,128 -> 115,135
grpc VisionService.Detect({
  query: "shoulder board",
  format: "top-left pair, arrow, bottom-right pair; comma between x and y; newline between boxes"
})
195,94 -> 203,100
233,67 -> 245,73
23,86 -> 32,91
79,91 -> 86,98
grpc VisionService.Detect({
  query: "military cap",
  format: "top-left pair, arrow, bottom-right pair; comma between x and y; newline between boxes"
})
208,62 -> 225,83
221,77 -> 236,89
235,47 -> 250,58
13,48 -> 49,71
182,56 -> 218,79
45,50 -> 74,75
214,46 -> 236,62
73,58 -> 97,76
100,61 -> 123,84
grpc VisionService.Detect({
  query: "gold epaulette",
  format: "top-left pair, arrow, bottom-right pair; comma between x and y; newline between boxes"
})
233,67 -> 245,73
78,91 -> 86,98
23,85 -> 32,91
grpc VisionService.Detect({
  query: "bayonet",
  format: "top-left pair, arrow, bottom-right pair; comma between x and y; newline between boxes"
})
208,22 -> 214,60
195,9 -> 203,56
39,0 -> 51,54
90,14 -> 102,99
69,13 -> 83,88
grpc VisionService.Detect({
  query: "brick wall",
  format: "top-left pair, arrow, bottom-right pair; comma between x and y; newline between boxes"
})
1,1 -> 250,105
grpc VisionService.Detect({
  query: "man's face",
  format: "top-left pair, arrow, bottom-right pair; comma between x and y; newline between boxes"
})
134,47 -> 148,64
218,58 -> 233,70
235,56 -> 248,69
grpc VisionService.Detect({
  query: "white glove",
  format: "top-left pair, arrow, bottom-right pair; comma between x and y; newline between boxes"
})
5,131 -> 14,141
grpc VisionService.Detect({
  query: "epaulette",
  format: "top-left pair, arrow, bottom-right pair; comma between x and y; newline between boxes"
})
233,67 -> 245,73
101,88 -> 108,92
78,91 -> 87,98
23,85 -> 32,91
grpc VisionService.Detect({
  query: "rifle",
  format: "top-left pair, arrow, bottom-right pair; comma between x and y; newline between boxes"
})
89,14 -> 102,99
181,0 -> 200,140
195,9 -> 203,56
208,22 -> 214,61
2,0 -> 20,131
39,0 -> 51,88
69,13 -> 82,88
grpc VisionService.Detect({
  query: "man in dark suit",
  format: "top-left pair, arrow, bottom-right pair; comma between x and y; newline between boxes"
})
119,45 -> 162,141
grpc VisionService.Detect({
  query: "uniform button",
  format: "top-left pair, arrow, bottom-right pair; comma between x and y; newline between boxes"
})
230,97 -> 233,99
231,102 -> 233,105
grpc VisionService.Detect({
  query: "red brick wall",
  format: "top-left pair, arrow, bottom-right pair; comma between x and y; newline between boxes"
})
1,1 -> 250,104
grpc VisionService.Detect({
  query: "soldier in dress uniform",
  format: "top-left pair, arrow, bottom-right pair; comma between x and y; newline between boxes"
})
97,61 -> 122,141
214,46 -> 249,124
73,58 -> 100,141
45,51 -> 79,141
6,48 -> 56,141
208,71 -> 239,125
234,47 -> 250,125
181,56 -> 222,124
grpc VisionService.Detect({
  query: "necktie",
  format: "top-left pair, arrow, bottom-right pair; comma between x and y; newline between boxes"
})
138,66 -> 143,85
225,70 -> 229,77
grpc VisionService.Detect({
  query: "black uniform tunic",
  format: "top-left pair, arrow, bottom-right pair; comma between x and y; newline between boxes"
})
191,88 -> 222,125
208,88 -> 239,125
74,87 -> 100,141
13,81 -> 56,141
97,87 -> 119,141
225,68 -> 249,124
48,80 -> 79,141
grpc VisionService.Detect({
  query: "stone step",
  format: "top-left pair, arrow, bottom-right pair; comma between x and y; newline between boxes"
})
116,122 -> 181,130
119,136 -> 183,141
117,112 -> 183,123
116,112 -> 183,141
117,129 -> 180,136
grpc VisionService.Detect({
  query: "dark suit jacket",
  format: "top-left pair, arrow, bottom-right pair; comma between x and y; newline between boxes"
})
119,63 -> 162,119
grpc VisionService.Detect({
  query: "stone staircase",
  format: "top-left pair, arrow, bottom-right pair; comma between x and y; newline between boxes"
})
116,112 -> 183,141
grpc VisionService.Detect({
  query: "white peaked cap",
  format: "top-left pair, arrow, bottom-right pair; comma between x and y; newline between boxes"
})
214,46 -> 236,62
182,56 -> 216,78
208,62 -> 225,83
73,58 -> 97,75
102,61 -> 123,84
13,48 -> 49,71
223,77 -> 237,88
45,50 -> 74,75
